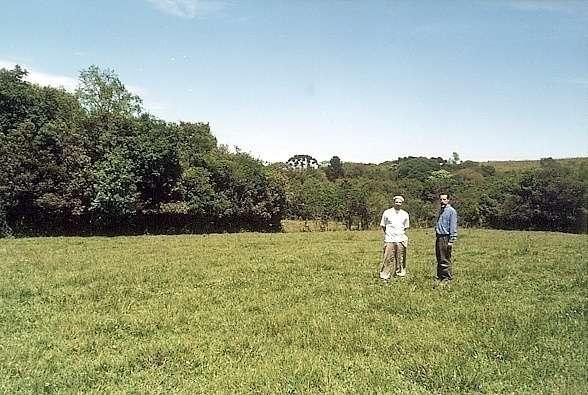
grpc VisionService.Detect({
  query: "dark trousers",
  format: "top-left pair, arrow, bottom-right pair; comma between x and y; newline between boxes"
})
435,235 -> 452,281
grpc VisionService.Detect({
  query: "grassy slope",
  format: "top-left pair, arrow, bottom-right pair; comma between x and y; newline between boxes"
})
1,229 -> 586,393
482,157 -> 587,173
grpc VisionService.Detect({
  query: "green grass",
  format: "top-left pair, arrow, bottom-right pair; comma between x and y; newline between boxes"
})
281,219 -> 348,233
482,157 -> 587,173
1,229 -> 586,393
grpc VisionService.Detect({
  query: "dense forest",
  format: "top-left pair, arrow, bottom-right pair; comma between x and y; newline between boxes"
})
1,65 -> 586,236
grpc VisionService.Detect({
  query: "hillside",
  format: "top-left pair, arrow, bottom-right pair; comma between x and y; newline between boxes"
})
482,157 -> 588,173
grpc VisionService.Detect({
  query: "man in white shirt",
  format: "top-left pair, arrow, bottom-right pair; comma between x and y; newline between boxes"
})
379,195 -> 410,280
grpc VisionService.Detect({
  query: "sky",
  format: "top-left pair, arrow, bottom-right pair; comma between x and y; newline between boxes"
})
1,0 -> 587,164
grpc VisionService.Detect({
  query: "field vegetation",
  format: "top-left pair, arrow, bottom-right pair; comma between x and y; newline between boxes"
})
1,229 -> 586,393
483,157 -> 588,173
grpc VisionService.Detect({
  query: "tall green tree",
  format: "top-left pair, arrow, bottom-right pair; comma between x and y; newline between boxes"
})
287,154 -> 319,170
325,155 -> 345,181
0,66 -> 90,234
339,178 -> 371,230
397,157 -> 442,181
76,65 -> 142,118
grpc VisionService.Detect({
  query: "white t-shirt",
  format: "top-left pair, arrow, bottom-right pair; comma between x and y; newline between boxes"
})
380,208 -> 409,243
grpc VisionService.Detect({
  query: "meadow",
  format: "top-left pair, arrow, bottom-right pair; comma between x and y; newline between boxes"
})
0,228 -> 586,393
482,157 -> 587,173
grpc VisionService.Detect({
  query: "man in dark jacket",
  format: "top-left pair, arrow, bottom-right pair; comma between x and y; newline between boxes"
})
435,194 -> 458,284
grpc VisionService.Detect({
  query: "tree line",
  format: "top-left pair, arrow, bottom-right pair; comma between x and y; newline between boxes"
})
1,65 -> 586,236
273,155 -> 587,234
0,66 -> 285,236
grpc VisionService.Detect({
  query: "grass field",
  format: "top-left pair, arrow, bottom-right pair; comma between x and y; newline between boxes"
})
482,157 -> 587,173
1,229 -> 586,393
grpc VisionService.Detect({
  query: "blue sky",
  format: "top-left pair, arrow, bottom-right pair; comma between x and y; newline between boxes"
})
1,0 -> 586,163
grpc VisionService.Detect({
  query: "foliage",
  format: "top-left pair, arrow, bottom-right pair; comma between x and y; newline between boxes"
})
486,163 -> 586,233
397,156 -> 444,181
282,154 -> 586,234
76,65 -> 142,117
446,151 -> 461,165
0,68 -> 92,234
0,66 -> 285,235
324,155 -> 344,181
339,178 -> 372,230
286,154 -> 319,170
89,148 -> 139,224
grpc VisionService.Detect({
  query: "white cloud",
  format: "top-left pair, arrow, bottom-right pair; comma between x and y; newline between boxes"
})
146,0 -> 226,18
27,70 -> 78,91
0,60 -> 78,91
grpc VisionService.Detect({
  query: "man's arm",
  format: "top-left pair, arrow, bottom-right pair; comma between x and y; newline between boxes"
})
449,209 -> 458,244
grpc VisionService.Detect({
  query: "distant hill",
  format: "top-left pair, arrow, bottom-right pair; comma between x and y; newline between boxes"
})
481,157 -> 588,173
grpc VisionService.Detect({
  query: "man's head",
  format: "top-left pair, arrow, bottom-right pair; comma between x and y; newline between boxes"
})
393,195 -> 404,210
439,194 -> 450,207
